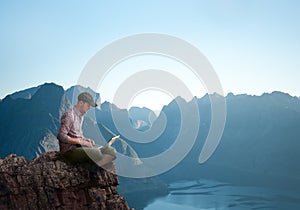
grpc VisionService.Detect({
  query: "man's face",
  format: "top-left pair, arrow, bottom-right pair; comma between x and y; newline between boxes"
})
79,101 -> 91,114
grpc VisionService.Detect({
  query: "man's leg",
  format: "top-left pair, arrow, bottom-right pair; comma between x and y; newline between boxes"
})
62,146 -> 116,169
96,154 -> 116,166
62,147 -> 93,163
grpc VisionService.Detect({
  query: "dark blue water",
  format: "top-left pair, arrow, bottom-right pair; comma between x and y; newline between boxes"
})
144,179 -> 300,210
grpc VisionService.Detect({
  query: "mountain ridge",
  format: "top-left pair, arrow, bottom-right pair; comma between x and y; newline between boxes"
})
1,82 -> 300,208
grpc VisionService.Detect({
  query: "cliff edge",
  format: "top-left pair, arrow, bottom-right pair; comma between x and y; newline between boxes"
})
0,151 -> 132,210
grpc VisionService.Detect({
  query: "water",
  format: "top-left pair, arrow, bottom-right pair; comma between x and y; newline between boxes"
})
144,179 -> 300,210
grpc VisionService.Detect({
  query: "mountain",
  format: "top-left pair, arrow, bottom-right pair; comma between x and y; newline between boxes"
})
128,107 -> 157,131
1,83 -> 300,208
160,91 -> 300,190
0,83 -> 118,159
9,86 -> 40,100
0,83 -> 167,210
0,83 -> 69,159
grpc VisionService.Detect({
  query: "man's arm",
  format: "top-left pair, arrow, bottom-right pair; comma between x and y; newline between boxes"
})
57,111 -> 73,143
67,137 -> 94,148
57,111 -> 93,148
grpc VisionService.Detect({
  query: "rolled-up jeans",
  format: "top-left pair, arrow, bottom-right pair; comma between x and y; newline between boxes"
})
62,145 -> 116,163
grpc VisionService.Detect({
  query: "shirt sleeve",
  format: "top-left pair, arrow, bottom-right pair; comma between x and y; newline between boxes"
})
57,111 -> 73,143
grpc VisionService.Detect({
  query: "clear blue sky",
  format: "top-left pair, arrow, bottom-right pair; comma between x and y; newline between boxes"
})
1,0 -> 300,110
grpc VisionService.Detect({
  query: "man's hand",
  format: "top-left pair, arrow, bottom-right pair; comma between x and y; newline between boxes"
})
81,138 -> 95,148
85,138 -> 95,146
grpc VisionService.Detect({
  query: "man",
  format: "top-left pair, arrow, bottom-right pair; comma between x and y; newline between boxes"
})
57,92 -> 116,167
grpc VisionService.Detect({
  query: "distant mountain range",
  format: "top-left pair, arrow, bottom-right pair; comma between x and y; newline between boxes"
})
160,91 -> 300,190
1,82 -> 300,208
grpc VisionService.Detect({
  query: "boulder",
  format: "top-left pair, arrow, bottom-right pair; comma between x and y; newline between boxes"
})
0,152 -> 132,210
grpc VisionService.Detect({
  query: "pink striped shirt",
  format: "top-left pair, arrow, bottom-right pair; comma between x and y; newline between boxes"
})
57,107 -> 84,153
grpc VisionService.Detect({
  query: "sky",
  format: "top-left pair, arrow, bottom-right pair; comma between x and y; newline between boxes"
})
1,0 -> 300,111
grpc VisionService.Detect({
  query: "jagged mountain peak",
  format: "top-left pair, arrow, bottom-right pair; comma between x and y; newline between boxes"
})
6,82 -> 63,101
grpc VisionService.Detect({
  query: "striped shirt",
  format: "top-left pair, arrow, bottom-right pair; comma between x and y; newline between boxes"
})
57,107 -> 84,153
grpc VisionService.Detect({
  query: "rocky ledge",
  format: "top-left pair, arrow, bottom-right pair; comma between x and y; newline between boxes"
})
0,151 -> 132,210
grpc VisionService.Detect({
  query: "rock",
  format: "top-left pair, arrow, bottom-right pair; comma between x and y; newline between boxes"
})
0,151 -> 132,210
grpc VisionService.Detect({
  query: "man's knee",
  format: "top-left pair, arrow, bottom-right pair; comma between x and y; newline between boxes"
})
100,145 -> 117,160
